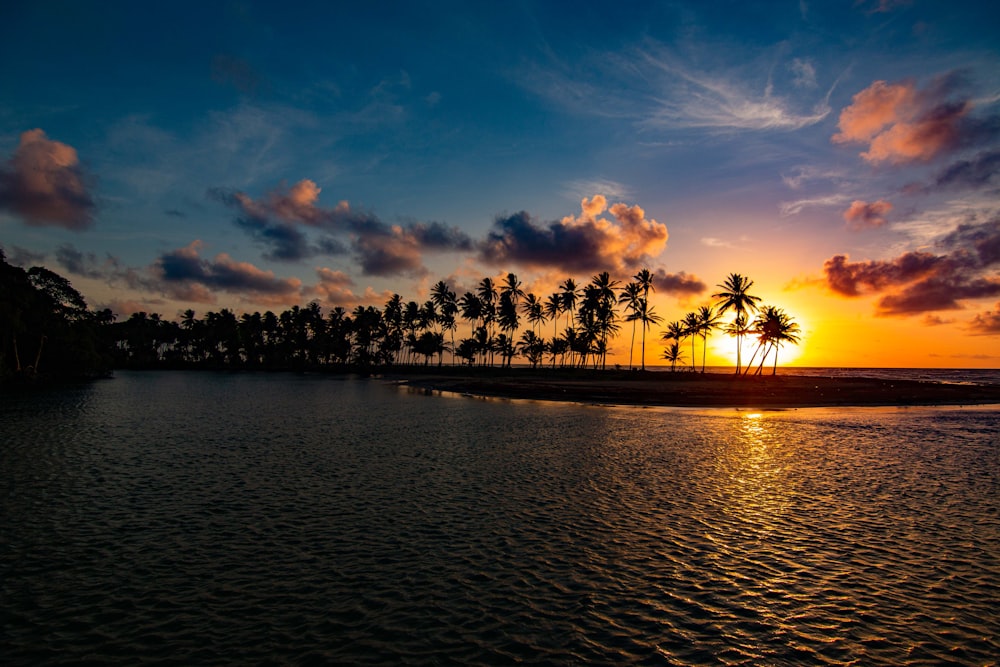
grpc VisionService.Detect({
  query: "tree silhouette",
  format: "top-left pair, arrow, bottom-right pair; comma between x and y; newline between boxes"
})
713,273 -> 761,374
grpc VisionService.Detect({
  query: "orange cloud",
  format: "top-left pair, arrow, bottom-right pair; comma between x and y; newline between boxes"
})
843,199 -> 893,230
481,196 -> 668,274
833,77 -> 971,164
0,129 -> 96,229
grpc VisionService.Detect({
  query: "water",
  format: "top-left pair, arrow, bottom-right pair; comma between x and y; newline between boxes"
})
2,371 -> 998,665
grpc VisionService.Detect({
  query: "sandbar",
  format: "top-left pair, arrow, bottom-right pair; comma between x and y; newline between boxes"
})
390,369 -> 1000,408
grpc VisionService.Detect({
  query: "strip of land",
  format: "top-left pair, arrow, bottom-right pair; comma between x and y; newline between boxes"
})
389,369 -> 1000,408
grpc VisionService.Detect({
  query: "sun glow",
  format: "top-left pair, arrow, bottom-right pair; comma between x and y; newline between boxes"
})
707,312 -> 809,370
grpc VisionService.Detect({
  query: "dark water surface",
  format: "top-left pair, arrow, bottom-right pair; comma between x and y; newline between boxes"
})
3,371 -> 999,665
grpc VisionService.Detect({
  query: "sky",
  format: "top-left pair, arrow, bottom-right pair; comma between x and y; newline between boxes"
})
2,0 -> 999,368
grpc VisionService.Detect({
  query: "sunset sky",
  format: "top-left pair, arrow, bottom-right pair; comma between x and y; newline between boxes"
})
2,0 -> 998,368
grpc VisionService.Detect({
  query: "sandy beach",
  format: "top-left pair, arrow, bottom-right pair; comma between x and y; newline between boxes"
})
392,369 -> 1000,408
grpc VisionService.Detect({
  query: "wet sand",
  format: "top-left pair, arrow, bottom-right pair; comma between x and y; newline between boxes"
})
393,369 -> 1000,408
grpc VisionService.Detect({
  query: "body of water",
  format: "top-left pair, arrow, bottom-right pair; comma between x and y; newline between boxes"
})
2,371 -> 998,664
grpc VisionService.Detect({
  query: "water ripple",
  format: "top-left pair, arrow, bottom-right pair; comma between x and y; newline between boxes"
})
2,373 -> 998,665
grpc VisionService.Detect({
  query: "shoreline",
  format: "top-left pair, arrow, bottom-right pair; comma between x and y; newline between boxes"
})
390,370 -> 1000,408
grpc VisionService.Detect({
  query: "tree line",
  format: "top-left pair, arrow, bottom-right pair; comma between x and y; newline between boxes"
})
104,269 -> 798,375
2,247 -> 799,382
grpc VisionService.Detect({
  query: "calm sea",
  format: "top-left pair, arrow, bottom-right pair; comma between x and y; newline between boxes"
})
2,371 -> 998,665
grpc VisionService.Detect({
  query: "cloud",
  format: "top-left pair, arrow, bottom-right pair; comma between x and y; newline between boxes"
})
928,149 -> 1000,191
154,240 -> 302,305
779,194 -> 851,216
519,41 -> 833,133
479,196 -> 668,274
0,129 -> 96,230
823,251 -> 942,297
564,179 -> 630,202
790,58 -> 817,89
652,269 -> 706,296
967,303 -> 1000,334
55,243 -> 112,279
640,50 -> 833,131
832,74 -> 989,164
4,244 -> 47,267
819,217 -> 1000,316
843,199 -> 893,230
216,180 -> 472,274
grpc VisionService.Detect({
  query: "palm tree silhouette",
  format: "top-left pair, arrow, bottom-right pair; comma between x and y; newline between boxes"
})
661,342 -> 684,372
619,281 -> 642,369
746,306 -> 801,375
543,293 -> 563,368
633,268 -> 656,370
431,280 -> 458,365
683,311 -> 701,373
713,273 -> 761,374
695,305 -> 721,373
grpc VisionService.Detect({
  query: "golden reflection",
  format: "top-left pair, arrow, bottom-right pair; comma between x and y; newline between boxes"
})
719,411 -> 790,532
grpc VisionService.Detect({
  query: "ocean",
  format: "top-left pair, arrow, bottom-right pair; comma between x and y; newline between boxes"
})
2,370 -> 998,664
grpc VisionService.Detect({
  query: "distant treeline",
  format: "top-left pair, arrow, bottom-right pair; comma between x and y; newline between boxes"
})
2,249 -> 798,382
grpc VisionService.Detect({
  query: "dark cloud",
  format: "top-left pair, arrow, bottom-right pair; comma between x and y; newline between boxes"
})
4,244 -> 47,267
875,277 -> 1000,314
0,129 -> 96,230
820,217 -> 1000,316
479,197 -> 668,274
154,241 -> 302,304
933,149 -> 1000,191
939,218 -> 1000,265
55,243 -> 107,279
823,252 -> 942,297
967,303 -> 1000,335
215,180 -> 472,275
653,269 -> 706,296
234,215 -> 348,262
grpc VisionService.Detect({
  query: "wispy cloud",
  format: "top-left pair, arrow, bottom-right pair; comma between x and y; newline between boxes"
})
563,179 -> 630,202
779,194 -> 851,216
638,47 -> 834,131
518,39 -> 836,134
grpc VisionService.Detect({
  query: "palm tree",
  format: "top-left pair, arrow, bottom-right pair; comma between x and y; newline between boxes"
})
633,268 -> 656,369
683,311 -> 701,372
522,292 -> 545,336
661,342 -> 684,372
713,273 -> 761,374
588,271 -> 620,369
431,280 -> 458,364
477,278 -> 498,364
543,293 -> 563,368
747,306 -> 801,375
516,330 -> 546,368
695,305 -> 721,373
723,313 -> 751,372
619,281 -> 642,369
560,278 -> 579,331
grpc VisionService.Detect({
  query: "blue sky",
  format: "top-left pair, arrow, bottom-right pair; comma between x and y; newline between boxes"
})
2,0 -> 999,363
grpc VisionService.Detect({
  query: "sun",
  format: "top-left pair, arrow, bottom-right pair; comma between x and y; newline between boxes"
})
707,313 -> 808,370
